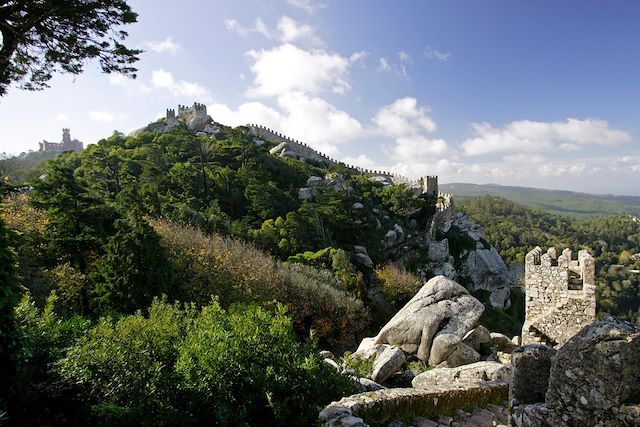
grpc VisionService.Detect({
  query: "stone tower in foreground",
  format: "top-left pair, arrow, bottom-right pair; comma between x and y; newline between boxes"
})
522,247 -> 596,346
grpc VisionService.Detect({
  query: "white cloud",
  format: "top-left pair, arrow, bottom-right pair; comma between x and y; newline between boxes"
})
424,46 -> 451,62
373,98 -> 452,174
462,118 -> 632,156
224,19 -> 249,38
398,51 -> 411,62
254,18 -> 272,39
342,154 -> 376,169
287,0 -> 327,13
246,43 -> 356,97
144,37 -> 180,55
208,92 -> 363,156
108,74 -> 151,93
55,113 -> 71,123
88,111 -> 126,123
373,97 -> 437,137
377,57 -> 391,72
208,101 -> 283,128
277,16 -> 320,45
150,69 -> 211,100
277,92 -> 364,152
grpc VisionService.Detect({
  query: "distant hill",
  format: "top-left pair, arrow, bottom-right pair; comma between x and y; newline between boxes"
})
440,183 -> 640,217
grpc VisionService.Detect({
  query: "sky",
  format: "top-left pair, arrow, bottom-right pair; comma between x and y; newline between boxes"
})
1,0 -> 639,195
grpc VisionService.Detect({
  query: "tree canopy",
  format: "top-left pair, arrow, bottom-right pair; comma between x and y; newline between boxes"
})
0,0 -> 141,96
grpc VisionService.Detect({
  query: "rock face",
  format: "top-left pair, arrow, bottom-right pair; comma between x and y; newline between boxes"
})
462,326 -> 492,352
458,247 -> 511,308
370,346 -> 406,384
412,361 -> 511,389
511,317 -> 640,426
368,276 -> 484,363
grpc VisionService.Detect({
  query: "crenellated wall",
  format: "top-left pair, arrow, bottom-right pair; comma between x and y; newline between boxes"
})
247,123 -> 437,194
522,247 -> 596,346
175,102 -> 207,123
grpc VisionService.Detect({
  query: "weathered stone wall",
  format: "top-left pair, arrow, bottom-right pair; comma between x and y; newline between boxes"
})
320,381 -> 508,426
522,247 -> 596,346
177,102 -> 207,122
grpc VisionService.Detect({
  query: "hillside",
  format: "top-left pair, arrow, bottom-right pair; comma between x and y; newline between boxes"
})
441,182 -> 640,217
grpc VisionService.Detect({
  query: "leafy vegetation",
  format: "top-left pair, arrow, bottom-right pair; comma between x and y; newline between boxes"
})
0,0 -> 141,96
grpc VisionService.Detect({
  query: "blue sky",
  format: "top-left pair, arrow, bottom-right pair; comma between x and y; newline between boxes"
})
1,0 -> 639,194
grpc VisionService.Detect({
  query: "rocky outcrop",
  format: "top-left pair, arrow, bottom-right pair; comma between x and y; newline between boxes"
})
428,334 -> 481,367
363,276 -> 484,364
458,247 -> 512,308
412,361 -> 511,389
424,213 -> 513,309
511,317 -> 640,426
462,325 -> 492,352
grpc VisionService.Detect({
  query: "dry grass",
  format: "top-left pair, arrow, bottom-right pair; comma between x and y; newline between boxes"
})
376,263 -> 423,307
151,219 -> 368,347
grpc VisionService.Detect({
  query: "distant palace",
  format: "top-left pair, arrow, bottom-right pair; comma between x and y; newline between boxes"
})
39,128 -> 83,153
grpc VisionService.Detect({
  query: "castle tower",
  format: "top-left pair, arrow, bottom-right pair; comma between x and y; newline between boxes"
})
62,128 -> 71,144
522,247 -> 596,347
166,108 -> 176,121
424,175 -> 438,195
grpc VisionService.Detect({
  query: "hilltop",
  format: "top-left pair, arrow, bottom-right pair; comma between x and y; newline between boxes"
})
441,182 -> 640,217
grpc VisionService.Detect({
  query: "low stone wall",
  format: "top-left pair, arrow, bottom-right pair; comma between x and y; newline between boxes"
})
319,380 -> 508,426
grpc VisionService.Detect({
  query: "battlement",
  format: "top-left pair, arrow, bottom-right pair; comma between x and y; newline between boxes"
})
177,102 -> 207,121
166,108 -> 176,120
248,123 -> 439,195
522,247 -> 596,347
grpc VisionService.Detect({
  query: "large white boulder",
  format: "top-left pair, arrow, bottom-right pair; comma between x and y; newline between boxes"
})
368,276 -> 484,362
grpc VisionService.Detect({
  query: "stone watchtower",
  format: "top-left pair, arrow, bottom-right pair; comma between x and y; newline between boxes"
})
522,247 -> 596,347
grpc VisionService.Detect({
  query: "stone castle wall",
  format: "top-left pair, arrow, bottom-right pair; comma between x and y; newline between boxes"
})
247,123 -> 432,191
522,247 -> 596,346
175,102 -> 207,123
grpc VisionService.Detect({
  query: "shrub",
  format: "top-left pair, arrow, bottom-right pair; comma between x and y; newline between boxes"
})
12,292 -> 90,424
473,287 -> 525,337
93,219 -> 174,313
152,219 -> 368,348
177,301 -> 357,425
375,263 -> 423,308
56,298 -> 357,426
279,262 -> 367,347
56,298 -> 191,424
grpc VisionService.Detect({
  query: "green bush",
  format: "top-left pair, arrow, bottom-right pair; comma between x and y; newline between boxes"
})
56,298 -> 189,424
56,298 -> 356,426
92,219 -> 173,313
177,301 -> 357,425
